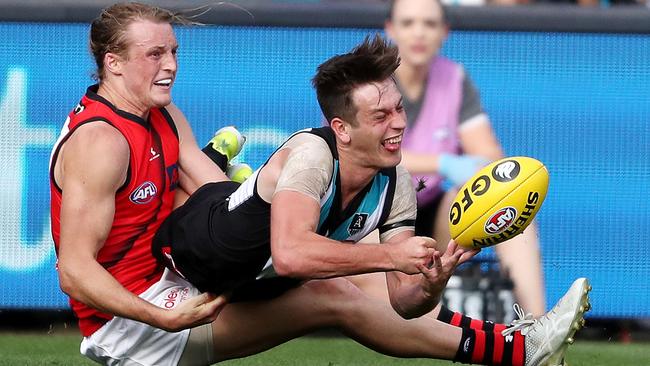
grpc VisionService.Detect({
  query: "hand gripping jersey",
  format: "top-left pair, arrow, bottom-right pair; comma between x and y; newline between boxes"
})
50,85 -> 179,336
153,126 -> 415,301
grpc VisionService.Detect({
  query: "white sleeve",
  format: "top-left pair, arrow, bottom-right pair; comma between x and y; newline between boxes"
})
379,165 -> 417,242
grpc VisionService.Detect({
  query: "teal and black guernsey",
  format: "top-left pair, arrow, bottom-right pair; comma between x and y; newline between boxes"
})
311,127 -> 398,241
153,126 -> 401,302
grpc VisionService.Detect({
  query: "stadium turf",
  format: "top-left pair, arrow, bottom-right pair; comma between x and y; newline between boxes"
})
0,332 -> 647,365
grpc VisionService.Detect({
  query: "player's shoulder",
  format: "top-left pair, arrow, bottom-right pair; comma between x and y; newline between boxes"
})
64,122 -> 129,166
159,103 -> 186,126
60,122 -> 129,185
395,164 -> 413,185
286,130 -> 330,148
276,132 -> 334,180
73,121 -> 127,146
285,132 -> 333,161
394,164 -> 416,197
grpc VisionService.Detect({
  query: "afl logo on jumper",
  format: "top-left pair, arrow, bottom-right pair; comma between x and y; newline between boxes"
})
130,181 -> 158,204
484,207 -> 517,234
348,213 -> 368,236
492,160 -> 520,182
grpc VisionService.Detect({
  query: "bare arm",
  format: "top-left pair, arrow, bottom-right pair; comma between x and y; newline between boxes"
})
385,231 -> 478,319
458,115 -> 503,160
56,123 -> 224,332
270,191 -> 436,279
166,103 -> 229,195
400,116 -> 502,176
400,150 -> 442,175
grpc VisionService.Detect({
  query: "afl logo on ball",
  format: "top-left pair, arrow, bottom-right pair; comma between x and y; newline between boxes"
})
492,160 -> 520,182
130,181 -> 158,204
484,207 -> 517,234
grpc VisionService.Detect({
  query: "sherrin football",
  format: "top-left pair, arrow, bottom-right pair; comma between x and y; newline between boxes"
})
449,156 -> 549,249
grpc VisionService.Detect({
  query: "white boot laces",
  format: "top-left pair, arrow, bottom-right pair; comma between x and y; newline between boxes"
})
502,303 -> 537,337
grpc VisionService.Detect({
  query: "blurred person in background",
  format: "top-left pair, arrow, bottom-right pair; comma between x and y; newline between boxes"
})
349,0 -> 547,318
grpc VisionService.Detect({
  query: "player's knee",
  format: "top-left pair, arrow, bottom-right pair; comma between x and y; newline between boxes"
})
304,278 -> 366,318
306,278 -> 361,298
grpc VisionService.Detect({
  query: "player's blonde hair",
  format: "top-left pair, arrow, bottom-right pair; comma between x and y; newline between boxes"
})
89,2 -> 183,81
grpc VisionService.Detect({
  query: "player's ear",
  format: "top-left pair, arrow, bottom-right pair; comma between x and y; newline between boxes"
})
331,117 -> 351,144
104,52 -> 123,76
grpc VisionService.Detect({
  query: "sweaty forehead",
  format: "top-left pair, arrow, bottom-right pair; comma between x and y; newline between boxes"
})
125,20 -> 177,49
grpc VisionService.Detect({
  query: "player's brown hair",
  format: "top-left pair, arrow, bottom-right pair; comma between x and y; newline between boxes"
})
89,2 -> 183,81
312,34 -> 400,126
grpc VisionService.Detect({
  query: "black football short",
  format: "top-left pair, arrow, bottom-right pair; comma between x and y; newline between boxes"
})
152,181 -> 299,301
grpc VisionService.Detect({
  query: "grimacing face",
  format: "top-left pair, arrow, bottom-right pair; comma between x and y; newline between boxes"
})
118,19 -> 178,112
386,0 -> 448,68
347,79 -> 407,169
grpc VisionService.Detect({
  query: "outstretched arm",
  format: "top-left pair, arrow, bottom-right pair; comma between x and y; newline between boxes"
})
270,191 -> 436,279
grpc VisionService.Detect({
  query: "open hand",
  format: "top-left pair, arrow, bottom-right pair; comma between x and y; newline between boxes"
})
417,240 -> 480,298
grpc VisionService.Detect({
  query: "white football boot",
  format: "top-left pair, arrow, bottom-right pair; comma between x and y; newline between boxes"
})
502,278 -> 591,366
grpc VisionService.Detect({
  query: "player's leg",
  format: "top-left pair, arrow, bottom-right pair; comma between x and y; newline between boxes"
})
173,126 -> 249,209
211,277 -> 462,362
210,277 -> 590,366
346,271 -> 521,334
202,126 -> 247,171
202,126 -> 253,183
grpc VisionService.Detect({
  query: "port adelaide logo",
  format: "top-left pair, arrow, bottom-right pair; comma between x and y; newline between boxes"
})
130,181 -> 158,204
492,160 -> 520,182
348,213 -> 368,236
484,207 -> 517,235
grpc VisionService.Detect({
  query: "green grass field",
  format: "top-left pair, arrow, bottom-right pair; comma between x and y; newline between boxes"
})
0,332 -> 647,366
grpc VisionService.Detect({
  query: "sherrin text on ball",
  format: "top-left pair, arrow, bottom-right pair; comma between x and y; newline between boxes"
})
448,156 -> 549,249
